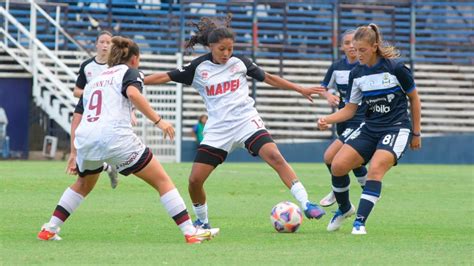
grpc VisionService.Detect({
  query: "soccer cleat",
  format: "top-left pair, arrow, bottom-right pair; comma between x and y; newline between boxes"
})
319,191 -> 336,207
107,165 -> 118,189
327,204 -> 355,231
37,223 -> 62,241
303,202 -> 326,219
351,221 -> 367,235
185,228 -> 220,244
193,219 -> 211,229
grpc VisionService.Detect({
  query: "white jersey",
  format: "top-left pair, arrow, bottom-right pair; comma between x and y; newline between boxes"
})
74,64 -> 144,160
75,56 -> 108,89
167,53 -> 266,134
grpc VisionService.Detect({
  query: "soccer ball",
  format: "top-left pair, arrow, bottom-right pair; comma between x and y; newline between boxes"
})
270,201 -> 303,233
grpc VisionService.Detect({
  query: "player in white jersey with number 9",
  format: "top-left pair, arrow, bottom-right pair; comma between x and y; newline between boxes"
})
145,14 -> 327,230
37,36 -> 219,244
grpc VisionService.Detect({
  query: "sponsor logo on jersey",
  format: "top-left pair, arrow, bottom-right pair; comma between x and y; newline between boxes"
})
371,104 -> 391,114
201,71 -> 209,80
87,71 -> 92,77
205,79 -> 240,96
387,93 -> 395,103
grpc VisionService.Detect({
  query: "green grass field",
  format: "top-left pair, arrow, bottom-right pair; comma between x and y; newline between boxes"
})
1,161 -> 473,265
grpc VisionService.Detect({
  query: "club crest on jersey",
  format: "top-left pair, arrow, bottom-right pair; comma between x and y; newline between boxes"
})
382,73 -> 391,87
230,65 -> 239,74
206,79 -> 240,96
201,71 -> 209,80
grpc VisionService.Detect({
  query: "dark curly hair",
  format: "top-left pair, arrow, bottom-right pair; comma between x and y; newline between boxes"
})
185,13 -> 235,50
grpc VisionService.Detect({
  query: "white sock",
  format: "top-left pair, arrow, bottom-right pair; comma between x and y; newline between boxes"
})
49,187 -> 84,227
160,188 -> 195,235
102,162 -> 111,173
290,181 -> 310,210
192,203 -> 208,224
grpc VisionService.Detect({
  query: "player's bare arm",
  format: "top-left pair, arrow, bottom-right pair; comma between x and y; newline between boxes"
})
144,73 -> 171,85
408,89 -> 422,150
126,86 -> 175,140
263,73 -> 325,102
318,103 -> 357,130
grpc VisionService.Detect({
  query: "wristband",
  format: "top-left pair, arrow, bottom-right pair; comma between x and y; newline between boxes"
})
412,132 -> 421,137
154,118 -> 162,125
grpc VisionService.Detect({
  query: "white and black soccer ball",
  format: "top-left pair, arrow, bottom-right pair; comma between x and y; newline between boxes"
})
270,201 -> 303,233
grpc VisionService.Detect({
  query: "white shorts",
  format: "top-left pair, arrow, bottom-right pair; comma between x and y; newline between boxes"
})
76,133 -> 147,176
200,115 -> 267,153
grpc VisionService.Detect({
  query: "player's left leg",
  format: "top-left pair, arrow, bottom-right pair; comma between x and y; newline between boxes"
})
351,150 -> 394,235
257,141 -> 325,220
352,129 -> 410,235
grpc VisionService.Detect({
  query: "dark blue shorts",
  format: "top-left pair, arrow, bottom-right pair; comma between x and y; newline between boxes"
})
344,123 -> 412,165
337,122 -> 364,143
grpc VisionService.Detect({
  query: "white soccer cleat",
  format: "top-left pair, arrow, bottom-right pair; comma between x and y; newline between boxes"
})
319,191 -> 336,207
106,165 -> 119,189
37,223 -> 62,241
327,204 -> 355,232
351,221 -> 367,235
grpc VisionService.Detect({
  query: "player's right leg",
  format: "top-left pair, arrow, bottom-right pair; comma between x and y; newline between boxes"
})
189,144 -> 228,229
38,163 -> 101,241
320,139 -> 344,207
131,149 -> 219,244
327,144 -> 364,231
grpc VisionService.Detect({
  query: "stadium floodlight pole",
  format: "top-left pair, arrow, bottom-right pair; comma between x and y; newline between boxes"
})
251,1 -> 257,102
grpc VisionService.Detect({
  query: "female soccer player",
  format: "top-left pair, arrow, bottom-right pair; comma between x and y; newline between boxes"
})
318,30 -> 367,207
38,36 -> 219,244
318,23 -> 421,234
69,31 -> 119,188
145,15 -> 326,229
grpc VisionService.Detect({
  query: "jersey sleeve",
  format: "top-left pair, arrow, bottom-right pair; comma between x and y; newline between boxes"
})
167,59 -> 199,86
74,96 -> 84,114
122,68 -> 144,98
346,70 -> 362,104
75,61 -> 87,89
394,62 -> 416,93
321,63 -> 336,90
236,55 -> 265,82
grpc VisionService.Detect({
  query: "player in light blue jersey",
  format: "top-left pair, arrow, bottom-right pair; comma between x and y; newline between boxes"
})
318,30 -> 368,207
318,23 -> 421,235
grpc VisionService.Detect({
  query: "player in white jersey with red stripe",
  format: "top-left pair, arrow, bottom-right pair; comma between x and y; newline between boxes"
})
68,31 -> 119,188
38,36 -> 219,244
145,14 -> 327,230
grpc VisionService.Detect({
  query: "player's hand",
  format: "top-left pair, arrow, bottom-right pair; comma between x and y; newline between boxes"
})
323,91 -> 340,107
66,153 -> 78,175
410,135 -> 421,150
317,117 -> 329,130
156,119 -> 175,141
298,86 -> 326,102
131,110 -> 138,126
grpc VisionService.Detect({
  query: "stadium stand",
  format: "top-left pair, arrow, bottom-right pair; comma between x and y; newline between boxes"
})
0,0 -> 472,161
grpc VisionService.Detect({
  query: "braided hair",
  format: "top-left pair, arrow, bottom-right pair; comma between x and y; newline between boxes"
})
185,13 -> 235,50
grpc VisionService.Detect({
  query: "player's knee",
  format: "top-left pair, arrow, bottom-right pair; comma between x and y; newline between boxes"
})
331,160 -> 350,176
265,151 -> 287,168
323,150 -> 334,165
188,175 -> 205,188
